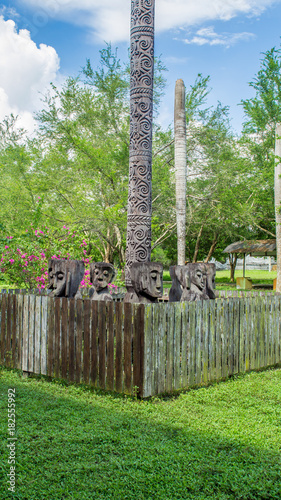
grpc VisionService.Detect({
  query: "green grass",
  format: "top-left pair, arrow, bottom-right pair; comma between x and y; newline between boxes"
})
1,368 -> 281,499
215,269 -> 277,283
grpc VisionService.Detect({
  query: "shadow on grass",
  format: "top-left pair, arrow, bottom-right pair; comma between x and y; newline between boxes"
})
0,369 -> 280,500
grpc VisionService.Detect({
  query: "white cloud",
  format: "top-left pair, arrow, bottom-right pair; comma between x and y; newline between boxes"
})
0,16 -> 60,132
183,26 -> 256,47
17,0 -> 280,42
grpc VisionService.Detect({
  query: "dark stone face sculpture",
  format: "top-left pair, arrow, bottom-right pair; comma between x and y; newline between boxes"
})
48,259 -> 85,298
126,262 -> 163,303
169,265 -> 190,302
90,262 -> 115,302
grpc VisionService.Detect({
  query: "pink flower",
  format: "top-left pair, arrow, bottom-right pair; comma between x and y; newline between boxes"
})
9,259 -> 14,263
4,245 -> 9,249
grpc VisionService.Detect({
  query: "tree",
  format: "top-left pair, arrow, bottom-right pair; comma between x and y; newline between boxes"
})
240,46 -> 281,241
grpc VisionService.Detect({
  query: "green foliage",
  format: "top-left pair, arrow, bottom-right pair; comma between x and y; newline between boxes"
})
0,225 -> 97,289
1,368 -> 281,499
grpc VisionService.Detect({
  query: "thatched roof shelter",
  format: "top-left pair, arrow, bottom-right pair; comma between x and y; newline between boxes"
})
223,239 -> 276,278
223,239 -> 276,257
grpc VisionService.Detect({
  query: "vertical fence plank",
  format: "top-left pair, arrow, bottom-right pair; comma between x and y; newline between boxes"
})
221,299 -> 228,379
28,295 -> 35,374
181,302 -> 188,389
216,300 -> 222,380
47,297 -> 54,377
228,299 -> 234,377
276,295 -> 281,363
166,303 -> 174,392
259,297 -> 265,369
174,303 -> 181,391
233,298 -> 239,374
98,301 -> 106,389
265,298 -> 270,367
152,303 -> 160,394
0,295 -> 5,364
188,302 -> 196,387
106,301 -> 114,391
133,304 -> 144,397
22,295 -> 29,372
90,300 -> 98,386
12,295 -> 17,368
202,301 -> 209,384
239,299 -> 245,373
277,297 -> 281,364
124,302 -> 133,394
6,294 -> 12,368
75,299 -> 83,384
54,298 -> 61,379
115,302 -> 123,393
195,301 -> 203,385
208,300 -> 216,382
41,296 -> 48,375
17,295 -> 23,370
244,299 -> 250,372
158,303 -> 167,394
272,297 -> 277,365
83,299 -> 91,385
34,296 -> 42,374
61,298 -> 68,380
143,304 -> 153,398
253,296 -> 259,370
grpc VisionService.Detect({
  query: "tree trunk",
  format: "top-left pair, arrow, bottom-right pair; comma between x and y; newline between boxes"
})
275,123 -> 281,292
192,223 -> 204,263
104,228 -> 111,263
229,253 -> 238,282
174,79 -> 187,265
204,232 -> 218,263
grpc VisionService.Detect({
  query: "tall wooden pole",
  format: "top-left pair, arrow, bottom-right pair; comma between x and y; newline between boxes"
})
125,0 -> 155,291
275,123 -> 281,292
174,79 -> 187,266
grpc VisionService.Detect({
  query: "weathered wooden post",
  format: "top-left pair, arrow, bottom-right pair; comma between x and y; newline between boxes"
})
125,0 -> 155,300
174,79 -> 187,266
275,122 -> 281,292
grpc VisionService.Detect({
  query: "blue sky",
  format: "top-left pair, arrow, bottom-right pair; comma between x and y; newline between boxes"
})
1,0 -> 281,134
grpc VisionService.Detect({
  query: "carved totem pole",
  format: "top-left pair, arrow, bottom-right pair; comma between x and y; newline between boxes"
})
124,0 -> 155,302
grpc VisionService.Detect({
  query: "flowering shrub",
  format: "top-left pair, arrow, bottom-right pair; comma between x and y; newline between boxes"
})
0,226 -> 95,290
0,225 -> 125,292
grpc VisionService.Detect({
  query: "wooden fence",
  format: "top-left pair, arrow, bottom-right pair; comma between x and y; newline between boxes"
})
0,294 -> 281,397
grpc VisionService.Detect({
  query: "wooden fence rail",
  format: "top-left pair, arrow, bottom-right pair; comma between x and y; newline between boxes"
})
0,294 -> 280,397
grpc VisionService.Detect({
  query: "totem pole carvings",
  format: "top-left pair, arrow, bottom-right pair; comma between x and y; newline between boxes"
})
130,262 -> 163,303
125,0 -> 155,297
90,262 -> 115,302
47,259 -> 85,298
169,263 -> 216,302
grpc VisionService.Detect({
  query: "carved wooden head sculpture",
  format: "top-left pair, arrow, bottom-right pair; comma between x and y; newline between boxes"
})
204,263 -> 216,299
169,265 -> 190,302
90,262 -> 115,292
189,263 -> 205,292
130,262 -> 163,303
48,259 -> 85,298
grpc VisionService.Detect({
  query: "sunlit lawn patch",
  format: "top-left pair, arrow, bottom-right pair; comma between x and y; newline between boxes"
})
1,368 -> 281,499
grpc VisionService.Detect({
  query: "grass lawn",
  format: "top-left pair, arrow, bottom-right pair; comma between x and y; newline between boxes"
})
1,368 -> 281,499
